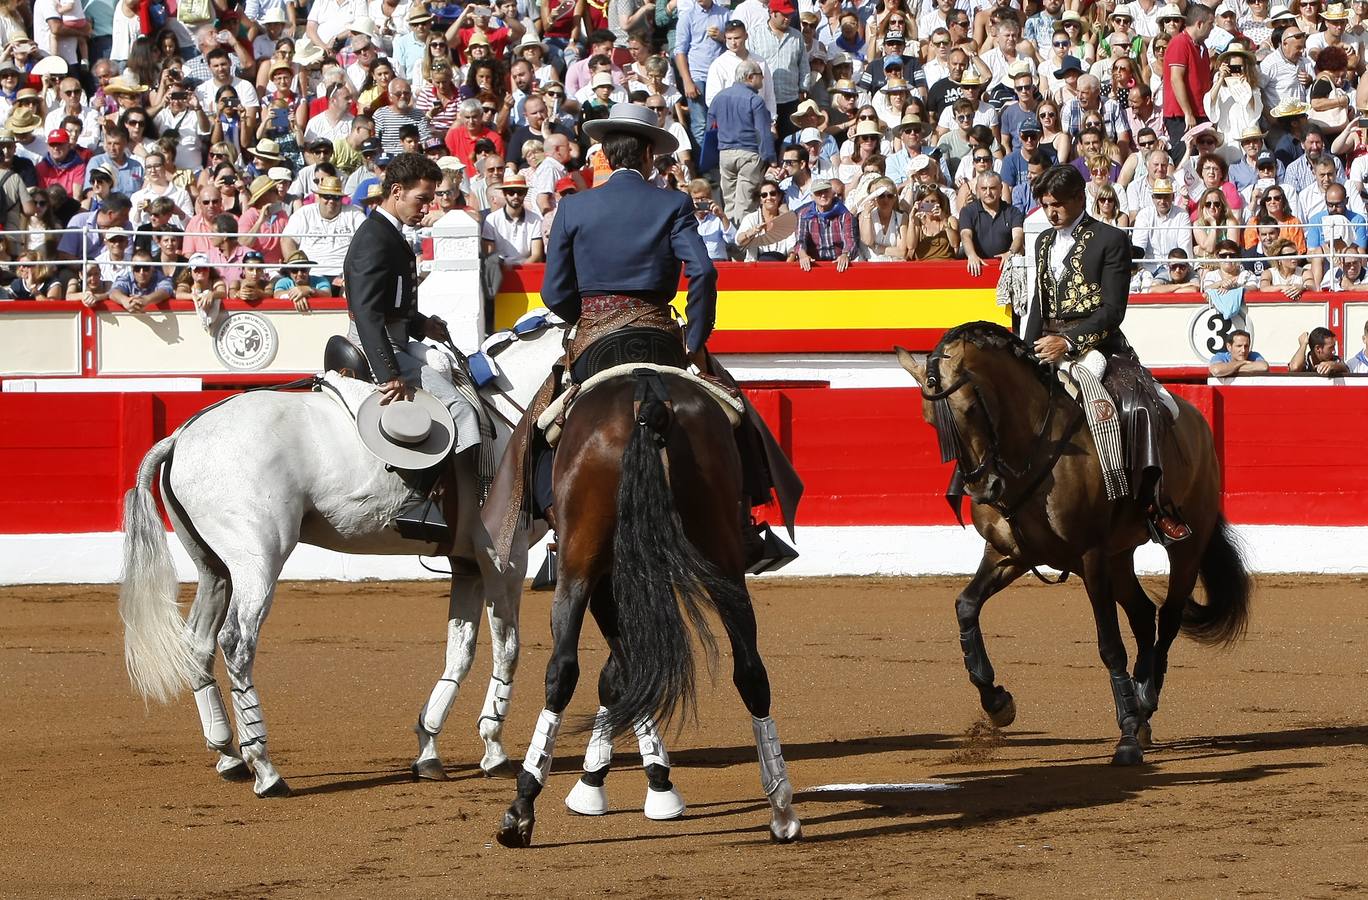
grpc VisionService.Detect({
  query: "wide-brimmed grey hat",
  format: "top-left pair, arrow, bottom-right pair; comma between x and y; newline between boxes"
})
356,389 -> 455,469
581,104 -> 679,154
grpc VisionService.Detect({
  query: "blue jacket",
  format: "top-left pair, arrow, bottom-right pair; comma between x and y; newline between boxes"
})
707,82 -> 776,160
542,169 -> 719,352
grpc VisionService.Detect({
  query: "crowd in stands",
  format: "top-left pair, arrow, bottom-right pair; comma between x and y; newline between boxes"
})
0,0 -> 1367,368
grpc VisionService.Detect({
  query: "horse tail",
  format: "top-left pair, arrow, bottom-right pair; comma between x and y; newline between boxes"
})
602,374 -> 734,739
1182,514 -> 1253,647
119,435 -> 197,704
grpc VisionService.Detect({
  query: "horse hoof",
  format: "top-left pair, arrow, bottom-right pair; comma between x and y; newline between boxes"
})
481,759 -> 517,779
565,779 -> 610,816
217,759 -> 252,782
1137,721 -> 1155,750
1111,738 -> 1144,767
411,759 -> 449,781
496,811 -> 535,848
256,777 -> 292,798
643,785 -> 685,821
769,816 -> 803,843
987,692 -> 1017,729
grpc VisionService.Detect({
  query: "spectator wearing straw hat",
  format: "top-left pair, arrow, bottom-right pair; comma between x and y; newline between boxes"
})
275,250 -> 332,308
1133,177 -> 1193,272
392,4 -> 435,81
4,105 -> 47,171
281,173 -> 365,281
239,173 -> 291,264
480,170 -> 544,263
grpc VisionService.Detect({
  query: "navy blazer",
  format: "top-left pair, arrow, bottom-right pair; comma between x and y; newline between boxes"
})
542,169 -> 718,353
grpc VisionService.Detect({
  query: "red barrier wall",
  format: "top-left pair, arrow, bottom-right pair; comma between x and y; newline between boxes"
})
2,385 -> 1365,534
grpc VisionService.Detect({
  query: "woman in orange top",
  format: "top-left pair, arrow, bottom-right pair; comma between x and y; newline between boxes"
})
1241,185 -> 1307,254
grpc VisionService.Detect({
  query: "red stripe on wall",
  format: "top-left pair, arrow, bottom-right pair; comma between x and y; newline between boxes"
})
2,383 -> 1366,534
709,329 -> 946,354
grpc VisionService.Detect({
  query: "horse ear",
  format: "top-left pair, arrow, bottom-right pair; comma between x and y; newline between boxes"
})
893,346 -> 927,386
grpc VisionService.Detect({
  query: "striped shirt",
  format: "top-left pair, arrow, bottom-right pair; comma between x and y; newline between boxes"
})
747,25 -> 807,104
372,106 -> 432,155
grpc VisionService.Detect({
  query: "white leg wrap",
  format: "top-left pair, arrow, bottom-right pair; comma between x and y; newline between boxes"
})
232,685 -> 266,750
633,716 -> 670,769
421,678 -> 460,735
478,676 -> 513,732
193,683 -> 232,749
584,707 -> 614,772
751,715 -> 790,798
521,708 -> 562,784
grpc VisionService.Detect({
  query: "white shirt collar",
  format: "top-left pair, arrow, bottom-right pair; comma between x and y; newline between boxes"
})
374,205 -> 403,231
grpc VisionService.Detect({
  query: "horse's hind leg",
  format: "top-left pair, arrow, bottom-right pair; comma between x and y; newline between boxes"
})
565,585 -> 685,820
476,559 -> 524,777
718,580 -> 801,843
1111,552 -> 1158,749
956,547 -> 1027,727
217,555 -> 290,797
412,572 -> 483,781
497,571 -> 593,848
184,568 -> 249,780
1080,550 -> 1145,766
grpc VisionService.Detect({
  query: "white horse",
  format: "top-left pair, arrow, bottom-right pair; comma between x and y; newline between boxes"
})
118,323 -> 563,797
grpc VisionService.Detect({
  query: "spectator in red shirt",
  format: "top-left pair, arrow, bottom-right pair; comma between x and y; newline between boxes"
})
449,5 -> 524,66
1163,5 -> 1215,162
444,97 -> 506,168
36,128 -> 86,195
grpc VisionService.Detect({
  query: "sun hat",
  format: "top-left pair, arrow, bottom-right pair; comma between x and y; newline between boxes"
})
832,78 -> 858,95
260,6 -> 287,24
1053,56 -> 1083,78
1270,99 -> 1310,118
958,68 -> 984,85
315,174 -> 345,196
4,107 -> 41,134
285,250 -> 313,266
880,77 -> 910,93
1323,1 -> 1350,18
854,120 -> 884,138
581,103 -> 678,154
590,71 -> 614,88
268,165 -> 293,182
188,252 -> 211,267
269,59 -> 294,77
356,391 -> 456,469
437,155 -> 465,173
350,16 -> 376,36
1237,125 -> 1266,141
105,72 -> 149,95
1157,3 -> 1184,20
789,98 -> 822,125
828,51 -> 853,68
809,178 -> 834,193
1151,178 -> 1175,195
467,31 -> 491,46
1007,59 -> 1033,78
294,40 -> 326,66
798,125 -> 823,143
501,171 -> 529,190
409,4 -> 434,22
251,138 -> 285,162
898,112 -> 931,134
248,174 -> 278,205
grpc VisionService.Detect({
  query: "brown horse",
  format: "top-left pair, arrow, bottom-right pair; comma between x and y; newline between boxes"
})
496,369 -> 801,847
897,322 -> 1251,766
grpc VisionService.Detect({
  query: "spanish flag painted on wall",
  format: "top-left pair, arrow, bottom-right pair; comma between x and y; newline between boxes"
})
493,260 -> 1010,353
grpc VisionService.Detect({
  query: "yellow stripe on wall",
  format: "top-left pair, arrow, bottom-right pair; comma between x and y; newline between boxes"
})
493,289 -> 1008,332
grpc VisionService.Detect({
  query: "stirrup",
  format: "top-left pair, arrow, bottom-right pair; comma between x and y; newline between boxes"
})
1145,504 -> 1192,547
745,522 -> 798,575
395,495 -> 451,544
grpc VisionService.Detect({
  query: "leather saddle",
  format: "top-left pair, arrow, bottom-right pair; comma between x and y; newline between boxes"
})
571,326 -> 688,383
1101,352 -> 1170,496
324,334 -> 373,382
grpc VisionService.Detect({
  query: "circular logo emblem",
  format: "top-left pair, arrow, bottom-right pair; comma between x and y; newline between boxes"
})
213,312 -> 278,371
1188,307 -> 1236,361
1090,398 -> 1116,422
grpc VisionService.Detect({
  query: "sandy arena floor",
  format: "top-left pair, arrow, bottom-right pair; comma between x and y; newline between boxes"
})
2,575 -> 1366,898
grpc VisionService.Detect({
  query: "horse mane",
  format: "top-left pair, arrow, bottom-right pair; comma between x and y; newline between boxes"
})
933,320 -> 1053,390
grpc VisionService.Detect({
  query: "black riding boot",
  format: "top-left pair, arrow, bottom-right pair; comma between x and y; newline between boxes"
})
394,460 -> 451,544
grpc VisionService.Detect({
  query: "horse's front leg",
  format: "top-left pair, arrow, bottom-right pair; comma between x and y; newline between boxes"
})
1081,551 -> 1145,766
477,558 -> 525,776
496,572 -> 592,848
412,572 -> 482,781
956,545 -> 1027,727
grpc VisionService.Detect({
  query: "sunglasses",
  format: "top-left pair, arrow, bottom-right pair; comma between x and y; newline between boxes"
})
1217,252 -> 1236,259
482,106 -> 496,113
759,190 -> 780,197
782,158 -> 802,165
199,198 -> 222,205
391,91 -> 413,98
63,88 -> 81,96
1054,40 -> 1071,47
318,194 -> 342,201
974,154 -> 992,162
1039,112 -> 1057,119
858,114 -> 878,120
1138,140 -> 1156,149
1099,196 -> 1117,203
933,39 -> 949,47
1170,261 -> 1190,268
1267,194 -> 1285,201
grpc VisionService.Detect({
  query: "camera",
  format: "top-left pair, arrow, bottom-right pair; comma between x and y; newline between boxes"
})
170,90 -> 188,100
694,199 -> 711,211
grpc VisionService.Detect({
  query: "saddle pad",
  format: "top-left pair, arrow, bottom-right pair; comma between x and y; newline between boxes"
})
319,370 -> 378,420
537,363 -> 746,447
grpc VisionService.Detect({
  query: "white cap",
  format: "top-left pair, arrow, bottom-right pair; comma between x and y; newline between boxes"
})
798,126 -> 822,144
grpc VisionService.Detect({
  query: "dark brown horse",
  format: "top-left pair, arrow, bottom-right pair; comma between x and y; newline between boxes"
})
496,369 -> 801,847
897,322 -> 1251,766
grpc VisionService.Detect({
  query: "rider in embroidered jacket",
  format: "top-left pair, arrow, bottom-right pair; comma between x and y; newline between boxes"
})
1024,164 -> 1192,544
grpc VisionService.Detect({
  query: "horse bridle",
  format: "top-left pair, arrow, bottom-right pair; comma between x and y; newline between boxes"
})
921,348 -> 1080,522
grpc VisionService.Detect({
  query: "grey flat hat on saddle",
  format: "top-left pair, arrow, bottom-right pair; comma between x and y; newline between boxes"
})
356,389 -> 455,469
581,104 -> 679,155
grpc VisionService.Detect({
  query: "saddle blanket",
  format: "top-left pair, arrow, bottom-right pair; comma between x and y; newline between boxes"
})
537,363 -> 746,447
319,370 -> 377,419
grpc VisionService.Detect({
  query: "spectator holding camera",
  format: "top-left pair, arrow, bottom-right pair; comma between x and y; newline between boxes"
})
687,177 -> 736,261
904,183 -> 958,261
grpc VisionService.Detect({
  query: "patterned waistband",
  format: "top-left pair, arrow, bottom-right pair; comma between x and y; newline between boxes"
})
581,294 -> 660,316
